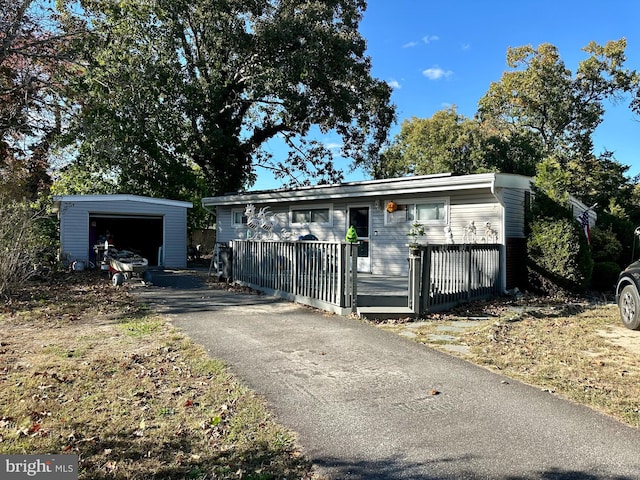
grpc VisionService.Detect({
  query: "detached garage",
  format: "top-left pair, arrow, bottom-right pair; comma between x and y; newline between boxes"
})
52,195 -> 192,269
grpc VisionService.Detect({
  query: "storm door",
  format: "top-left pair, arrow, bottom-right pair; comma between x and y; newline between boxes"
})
347,205 -> 371,273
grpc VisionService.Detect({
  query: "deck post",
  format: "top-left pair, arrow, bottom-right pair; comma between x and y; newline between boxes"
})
350,243 -> 358,313
408,247 -> 421,313
421,245 -> 432,313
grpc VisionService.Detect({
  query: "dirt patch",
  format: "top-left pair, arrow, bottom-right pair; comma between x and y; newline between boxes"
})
597,323 -> 640,356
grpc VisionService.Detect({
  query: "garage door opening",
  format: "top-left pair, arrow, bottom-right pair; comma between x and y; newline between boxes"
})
90,215 -> 163,266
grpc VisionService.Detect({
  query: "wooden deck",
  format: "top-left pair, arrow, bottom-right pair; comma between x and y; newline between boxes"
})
223,241 -> 501,318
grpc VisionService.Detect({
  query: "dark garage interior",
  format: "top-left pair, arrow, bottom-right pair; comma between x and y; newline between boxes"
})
90,215 -> 163,266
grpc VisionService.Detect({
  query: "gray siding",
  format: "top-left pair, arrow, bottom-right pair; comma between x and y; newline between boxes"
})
370,190 -> 502,276
502,187 -> 527,238
163,208 -> 188,268
59,202 -> 90,265
58,198 -> 189,268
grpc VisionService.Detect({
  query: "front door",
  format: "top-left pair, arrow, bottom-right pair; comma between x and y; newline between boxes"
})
348,205 -> 371,273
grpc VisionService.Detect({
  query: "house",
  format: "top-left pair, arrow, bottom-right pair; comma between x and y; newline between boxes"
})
52,195 -> 192,269
203,172 -> 540,290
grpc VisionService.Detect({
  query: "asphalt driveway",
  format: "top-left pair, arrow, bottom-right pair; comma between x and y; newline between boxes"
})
135,269 -> 640,480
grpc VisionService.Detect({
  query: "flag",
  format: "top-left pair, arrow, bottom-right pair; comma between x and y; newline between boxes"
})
577,209 -> 591,245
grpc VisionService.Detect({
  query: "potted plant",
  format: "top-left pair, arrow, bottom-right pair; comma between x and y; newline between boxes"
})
407,221 -> 425,254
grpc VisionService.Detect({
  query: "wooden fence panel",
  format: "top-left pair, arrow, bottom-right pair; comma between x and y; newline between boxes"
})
230,240 -> 349,312
420,244 -> 501,313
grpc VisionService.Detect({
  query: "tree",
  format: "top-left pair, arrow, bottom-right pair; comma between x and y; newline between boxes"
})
374,106 -> 540,179
0,0 -> 77,201
478,40 -> 638,182
374,108 -> 488,177
0,198 -> 55,297
59,0 -> 395,196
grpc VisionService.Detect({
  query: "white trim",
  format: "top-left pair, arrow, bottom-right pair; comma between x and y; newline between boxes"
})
231,208 -> 248,227
347,203 -> 372,273
53,194 -> 192,212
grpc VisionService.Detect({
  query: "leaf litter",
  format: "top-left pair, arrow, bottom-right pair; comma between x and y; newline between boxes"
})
0,271 -> 318,479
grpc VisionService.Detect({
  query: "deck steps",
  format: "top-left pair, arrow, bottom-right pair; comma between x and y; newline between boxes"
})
357,294 -> 408,308
356,306 -> 415,321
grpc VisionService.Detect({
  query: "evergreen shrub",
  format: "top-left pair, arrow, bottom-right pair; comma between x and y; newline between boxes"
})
527,217 -> 593,293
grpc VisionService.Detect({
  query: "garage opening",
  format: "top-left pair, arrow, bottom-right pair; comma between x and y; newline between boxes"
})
90,215 -> 163,266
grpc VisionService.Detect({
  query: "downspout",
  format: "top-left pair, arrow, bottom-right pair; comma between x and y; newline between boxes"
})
490,177 -> 507,293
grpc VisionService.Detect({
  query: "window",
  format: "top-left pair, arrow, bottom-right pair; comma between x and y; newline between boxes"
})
232,209 -> 248,226
384,198 -> 448,225
290,206 -> 332,225
413,201 -> 446,222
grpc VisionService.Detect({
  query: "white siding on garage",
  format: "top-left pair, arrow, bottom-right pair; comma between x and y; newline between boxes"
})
59,202 -> 90,265
56,196 -> 191,268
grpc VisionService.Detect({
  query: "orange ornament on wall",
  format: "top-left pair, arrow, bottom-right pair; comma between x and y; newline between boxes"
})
386,201 -> 398,213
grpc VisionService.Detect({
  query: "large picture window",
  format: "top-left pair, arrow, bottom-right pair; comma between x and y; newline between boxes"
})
385,198 -> 448,225
413,201 -> 447,222
290,206 -> 332,225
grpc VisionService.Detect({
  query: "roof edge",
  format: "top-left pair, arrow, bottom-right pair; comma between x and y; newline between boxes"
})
203,173 -> 533,207
52,194 -> 192,211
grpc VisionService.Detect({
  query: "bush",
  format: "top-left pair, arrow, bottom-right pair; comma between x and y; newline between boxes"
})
591,261 -> 621,292
589,226 -> 623,264
594,210 -> 635,267
527,217 -> 593,293
0,200 -> 57,298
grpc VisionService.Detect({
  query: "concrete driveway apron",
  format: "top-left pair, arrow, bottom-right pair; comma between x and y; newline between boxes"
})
135,270 -> 640,480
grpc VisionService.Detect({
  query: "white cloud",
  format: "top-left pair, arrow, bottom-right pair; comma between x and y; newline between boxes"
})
325,142 -> 342,150
461,43 -> 471,51
387,79 -> 401,89
422,66 -> 453,80
404,35 -> 439,48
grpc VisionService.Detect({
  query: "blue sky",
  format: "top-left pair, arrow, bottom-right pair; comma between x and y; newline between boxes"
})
254,0 -> 640,190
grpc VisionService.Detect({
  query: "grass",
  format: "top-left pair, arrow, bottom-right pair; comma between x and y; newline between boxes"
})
0,271 -> 316,479
377,298 -> 640,428
463,304 -> 640,427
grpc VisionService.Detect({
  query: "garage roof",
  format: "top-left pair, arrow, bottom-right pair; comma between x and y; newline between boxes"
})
52,194 -> 192,213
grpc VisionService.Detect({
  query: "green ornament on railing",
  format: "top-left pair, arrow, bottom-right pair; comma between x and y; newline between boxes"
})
345,225 -> 358,243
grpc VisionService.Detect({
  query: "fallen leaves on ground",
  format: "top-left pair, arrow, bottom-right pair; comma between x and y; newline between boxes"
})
0,271 -> 317,479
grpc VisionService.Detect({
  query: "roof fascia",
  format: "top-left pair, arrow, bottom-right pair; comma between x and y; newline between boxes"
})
203,173 -> 535,207
52,195 -> 192,209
